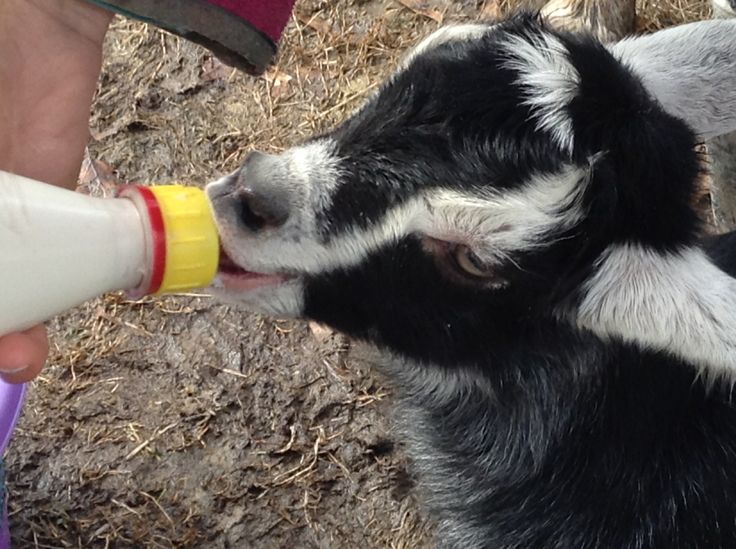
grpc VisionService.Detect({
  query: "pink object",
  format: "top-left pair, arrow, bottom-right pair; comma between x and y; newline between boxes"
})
85,0 -> 296,74
207,0 -> 296,42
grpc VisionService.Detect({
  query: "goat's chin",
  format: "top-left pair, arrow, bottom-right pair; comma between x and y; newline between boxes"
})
208,277 -> 305,318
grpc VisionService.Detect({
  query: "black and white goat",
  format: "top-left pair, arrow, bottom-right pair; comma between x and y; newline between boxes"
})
207,14 -> 736,548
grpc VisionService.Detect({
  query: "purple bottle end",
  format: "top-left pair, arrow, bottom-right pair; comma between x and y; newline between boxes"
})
0,380 -> 26,549
0,382 -> 24,457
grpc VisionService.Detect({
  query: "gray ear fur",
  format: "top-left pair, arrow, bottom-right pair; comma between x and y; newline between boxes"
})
609,20 -> 736,140
712,0 -> 736,19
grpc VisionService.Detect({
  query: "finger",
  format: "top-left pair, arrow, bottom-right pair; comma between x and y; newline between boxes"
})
0,325 -> 49,383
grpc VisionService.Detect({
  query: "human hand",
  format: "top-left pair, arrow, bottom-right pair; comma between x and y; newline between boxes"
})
0,327 -> 49,384
0,0 -> 112,382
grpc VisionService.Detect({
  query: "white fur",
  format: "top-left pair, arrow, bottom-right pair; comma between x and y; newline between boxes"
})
287,140 -> 343,215
418,165 -> 587,265
501,31 -> 579,153
401,24 -> 493,68
211,160 -> 587,282
610,20 -> 736,140
578,244 -> 736,376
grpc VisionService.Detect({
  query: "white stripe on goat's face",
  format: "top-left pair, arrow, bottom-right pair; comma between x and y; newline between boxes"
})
401,20 -> 579,154
206,16 -> 727,373
417,166 -> 587,265
500,31 -> 579,153
207,149 -> 588,318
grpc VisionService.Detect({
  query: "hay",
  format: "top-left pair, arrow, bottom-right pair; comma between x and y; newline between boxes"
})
637,0 -> 711,31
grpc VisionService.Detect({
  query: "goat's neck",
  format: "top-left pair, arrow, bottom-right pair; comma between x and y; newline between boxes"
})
383,332 -> 732,547
381,326 -> 603,469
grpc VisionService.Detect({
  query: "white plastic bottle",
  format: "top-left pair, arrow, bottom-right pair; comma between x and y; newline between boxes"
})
0,170 -> 219,337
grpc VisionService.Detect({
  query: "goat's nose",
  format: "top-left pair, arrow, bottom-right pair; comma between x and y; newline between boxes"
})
235,151 -> 291,231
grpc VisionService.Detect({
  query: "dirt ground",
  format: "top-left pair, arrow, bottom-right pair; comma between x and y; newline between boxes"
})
6,0 -> 713,547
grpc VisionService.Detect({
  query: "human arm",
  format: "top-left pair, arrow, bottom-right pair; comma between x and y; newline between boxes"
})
0,0 -> 112,383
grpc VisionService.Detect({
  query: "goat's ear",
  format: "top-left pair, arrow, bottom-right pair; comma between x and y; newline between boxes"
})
609,20 -> 736,140
576,241 -> 736,381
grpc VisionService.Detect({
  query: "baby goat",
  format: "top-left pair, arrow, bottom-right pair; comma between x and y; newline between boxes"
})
208,15 -> 736,548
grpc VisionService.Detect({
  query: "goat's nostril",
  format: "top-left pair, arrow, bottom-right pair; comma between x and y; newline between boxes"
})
236,188 -> 290,231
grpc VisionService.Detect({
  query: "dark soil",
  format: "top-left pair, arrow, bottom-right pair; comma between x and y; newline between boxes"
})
11,296 -> 424,547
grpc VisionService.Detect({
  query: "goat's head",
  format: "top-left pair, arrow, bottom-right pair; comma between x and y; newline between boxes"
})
208,15 -> 736,369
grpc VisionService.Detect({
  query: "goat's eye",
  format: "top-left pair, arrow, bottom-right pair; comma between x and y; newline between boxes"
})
453,246 -> 493,278
421,237 -> 507,288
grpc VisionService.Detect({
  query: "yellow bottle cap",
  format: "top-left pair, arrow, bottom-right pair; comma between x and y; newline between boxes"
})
147,185 -> 219,295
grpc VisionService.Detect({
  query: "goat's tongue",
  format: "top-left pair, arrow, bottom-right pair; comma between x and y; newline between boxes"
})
217,248 -> 286,291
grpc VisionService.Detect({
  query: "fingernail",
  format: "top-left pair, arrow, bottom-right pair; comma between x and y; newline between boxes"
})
0,366 -> 28,375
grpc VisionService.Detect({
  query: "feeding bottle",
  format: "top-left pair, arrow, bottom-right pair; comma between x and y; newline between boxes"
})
0,170 -> 219,337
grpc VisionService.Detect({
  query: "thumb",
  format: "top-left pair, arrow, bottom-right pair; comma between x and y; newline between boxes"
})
0,325 -> 49,383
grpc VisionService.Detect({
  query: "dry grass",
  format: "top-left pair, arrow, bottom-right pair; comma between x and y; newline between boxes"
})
637,0 -> 711,30
483,0 -> 711,27
89,1 -> 444,187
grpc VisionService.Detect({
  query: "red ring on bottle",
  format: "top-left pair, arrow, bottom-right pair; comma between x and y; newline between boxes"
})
129,186 -> 166,295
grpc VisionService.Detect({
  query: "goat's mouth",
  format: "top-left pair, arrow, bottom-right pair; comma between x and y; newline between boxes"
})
216,246 -> 293,292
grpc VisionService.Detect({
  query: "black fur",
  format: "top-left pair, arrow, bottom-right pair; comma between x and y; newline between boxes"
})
321,18 -> 569,237
300,15 -> 734,549
321,16 -> 701,252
